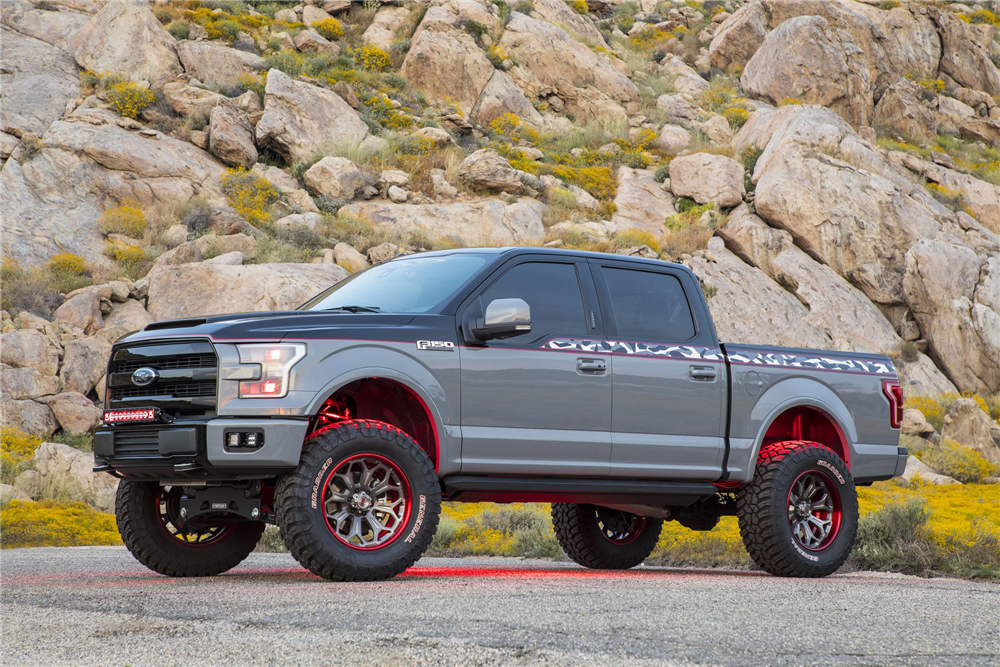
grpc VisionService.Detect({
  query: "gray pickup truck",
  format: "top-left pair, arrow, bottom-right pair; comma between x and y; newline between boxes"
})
95,247 -> 906,580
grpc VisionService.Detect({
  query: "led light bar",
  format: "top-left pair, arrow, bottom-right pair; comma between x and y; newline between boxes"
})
102,408 -> 157,425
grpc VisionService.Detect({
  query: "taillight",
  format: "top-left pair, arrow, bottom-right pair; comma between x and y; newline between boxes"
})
882,379 -> 903,429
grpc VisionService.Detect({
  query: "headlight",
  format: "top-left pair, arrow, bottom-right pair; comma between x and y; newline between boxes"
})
232,343 -> 306,398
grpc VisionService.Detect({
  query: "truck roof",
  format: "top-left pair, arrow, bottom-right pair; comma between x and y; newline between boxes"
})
397,246 -> 695,274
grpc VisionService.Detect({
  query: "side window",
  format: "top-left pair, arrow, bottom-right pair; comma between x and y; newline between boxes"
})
480,262 -> 586,340
602,268 -> 695,342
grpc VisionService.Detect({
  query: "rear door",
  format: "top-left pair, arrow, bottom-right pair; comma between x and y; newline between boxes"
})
459,257 -> 612,476
591,261 -> 726,480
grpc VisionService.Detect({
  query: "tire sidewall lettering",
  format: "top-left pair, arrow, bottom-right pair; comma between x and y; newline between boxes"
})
791,538 -> 820,562
817,459 -> 845,485
311,456 -> 334,510
404,494 -> 426,543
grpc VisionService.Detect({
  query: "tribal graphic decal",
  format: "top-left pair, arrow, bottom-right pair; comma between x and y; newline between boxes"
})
541,338 -> 897,376
726,348 -> 896,375
541,338 -> 722,361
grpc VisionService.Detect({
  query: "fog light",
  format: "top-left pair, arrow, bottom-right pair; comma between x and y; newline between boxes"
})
224,430 -> 264,452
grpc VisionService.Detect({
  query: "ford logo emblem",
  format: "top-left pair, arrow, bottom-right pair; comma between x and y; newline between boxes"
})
131,367 -> 158,387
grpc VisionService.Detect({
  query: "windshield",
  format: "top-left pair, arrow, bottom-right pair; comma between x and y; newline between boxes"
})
300,254 -> 490,314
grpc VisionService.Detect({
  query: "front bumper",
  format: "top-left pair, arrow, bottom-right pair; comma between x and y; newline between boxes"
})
94,418 -> 309,481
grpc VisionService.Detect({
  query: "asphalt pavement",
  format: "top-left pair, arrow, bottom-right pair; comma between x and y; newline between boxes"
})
2,547 -> 997,667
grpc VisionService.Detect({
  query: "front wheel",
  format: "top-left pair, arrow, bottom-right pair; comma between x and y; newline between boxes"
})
115,481 -> 264,577
275,420 -> 441,581
737,440 -> 858,578
552,503 -> 663,569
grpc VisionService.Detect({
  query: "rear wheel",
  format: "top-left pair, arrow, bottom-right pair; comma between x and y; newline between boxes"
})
275,420 -> 440,581
115,481 -> 264,577
552,503 -> 663,570
737,440 -> 858,577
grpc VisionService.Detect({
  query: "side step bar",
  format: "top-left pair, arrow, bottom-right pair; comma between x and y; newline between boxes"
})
441,475 -> 717,506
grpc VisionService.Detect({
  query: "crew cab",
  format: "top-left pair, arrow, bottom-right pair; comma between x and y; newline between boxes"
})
95,247 -> 907,580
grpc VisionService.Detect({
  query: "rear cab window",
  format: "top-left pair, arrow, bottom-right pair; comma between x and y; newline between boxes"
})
599,267 -> 696,343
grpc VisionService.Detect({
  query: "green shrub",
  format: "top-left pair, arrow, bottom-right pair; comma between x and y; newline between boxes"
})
263,49 -> 304,76
654,163 -> 671,182
849,498 -> 939,575
0,258 -> 63,318
167,20 -> 190,40
615,228 -> 661,252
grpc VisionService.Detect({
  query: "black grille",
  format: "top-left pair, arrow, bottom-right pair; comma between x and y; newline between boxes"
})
108,340 -> 218,414
114,354 -> 216,373
112,381 -> 216,399
113,430 -> 160,457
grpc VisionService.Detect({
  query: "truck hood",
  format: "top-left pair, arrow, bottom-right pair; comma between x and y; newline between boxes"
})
120,310 -> 430,345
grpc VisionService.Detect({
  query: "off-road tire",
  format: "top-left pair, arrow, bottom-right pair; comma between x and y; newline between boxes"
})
275,420 -> 440,582
115,480 -> 265,577
552,503 -> 663,570
737,440 -> 858,578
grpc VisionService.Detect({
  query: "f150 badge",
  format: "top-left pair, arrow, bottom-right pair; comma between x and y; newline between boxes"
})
416,340 -> 455,351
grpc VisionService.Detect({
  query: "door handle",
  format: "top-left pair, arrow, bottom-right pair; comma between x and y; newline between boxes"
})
577,358 -> 607,374
689,365 -> 717,381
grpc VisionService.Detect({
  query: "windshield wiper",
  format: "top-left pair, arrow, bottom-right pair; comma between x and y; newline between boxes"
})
323,305 -> 381,313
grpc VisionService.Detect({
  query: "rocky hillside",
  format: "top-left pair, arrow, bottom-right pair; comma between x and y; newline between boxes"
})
2,0 -> 1000,447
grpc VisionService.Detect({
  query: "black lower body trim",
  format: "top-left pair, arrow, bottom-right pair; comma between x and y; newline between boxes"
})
441,475 -> 717,506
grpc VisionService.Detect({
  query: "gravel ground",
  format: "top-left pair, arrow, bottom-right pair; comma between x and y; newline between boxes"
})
1,547 -> 998,667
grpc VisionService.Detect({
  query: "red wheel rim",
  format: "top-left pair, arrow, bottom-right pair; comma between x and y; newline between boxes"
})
595,508 -> 646,545
321,454 -> 412,551
155,486 -> 233,547
787,470 -> 842,552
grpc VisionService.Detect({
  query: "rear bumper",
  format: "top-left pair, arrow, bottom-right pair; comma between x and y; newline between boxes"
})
94,418 -> 309,481
853,445 -> 908,485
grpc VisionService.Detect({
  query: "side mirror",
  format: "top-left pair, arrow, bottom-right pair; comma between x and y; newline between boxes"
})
469,298 -> 531,342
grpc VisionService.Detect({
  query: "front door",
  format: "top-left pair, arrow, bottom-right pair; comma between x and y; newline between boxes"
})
459,258 -> 612,476
592,262 -> 727,480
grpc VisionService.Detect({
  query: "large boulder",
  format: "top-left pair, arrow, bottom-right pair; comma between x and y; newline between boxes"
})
669,153 -> 744,207
30,442 -> 119,511
903,240 -> 1000,396
458,150 -> 524,194
470,70 -> 545,130
400,17 -> 494,116
1,109 -> 227,267
930,8 -> 1000,96
0,364 -> 61,401
362,5 -> 410,52
743,105 -> 941,306
708,1 -> 769,71
902,455 -> 960,485
302,157 -> 368,200
337,199 -> 546,247
499,13 -> 636,121
0,396 -> 57,437
0,329 -> 60,375
0,1 -> 93,50
741,16 -> 873,126
59,336 -> 112,396
873,78 -> 937,141
941,399 -> 1000,465
69,0 -> 182,82
532,0 -> 608,48
161,82 -> 229,120
255,69 -> 369,164
610,167 -> 677,233
209,105 -> 257,169
902,408 -> 936,439
52,288 -> 103,334
175,41 -> 265,89
0,27 -> 81,140
146,263 -> 350,321
100,299 -> 153,339
892,153 -> 1000,232
45,392 -> 102,436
